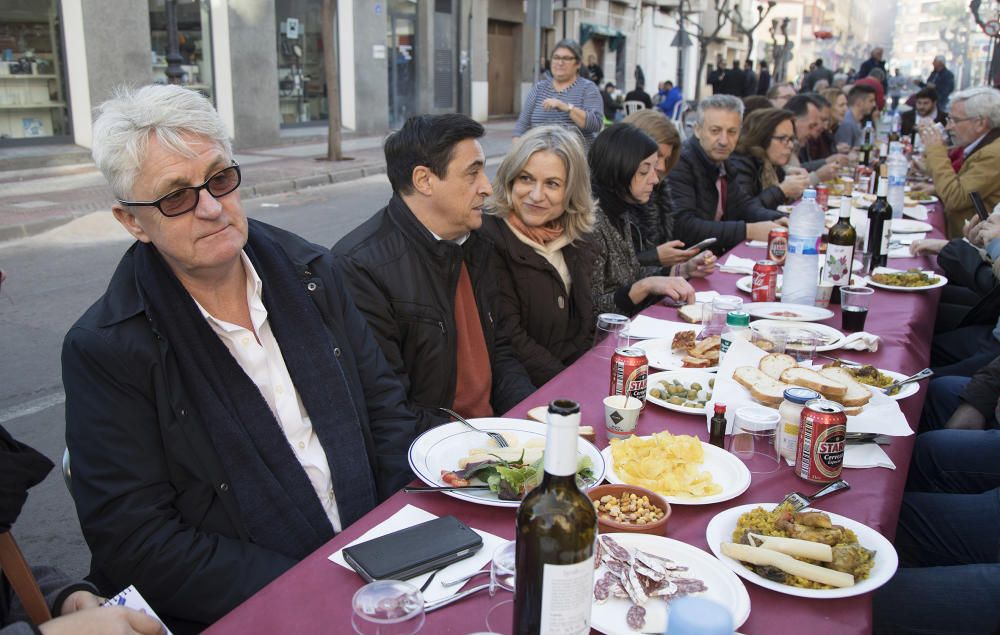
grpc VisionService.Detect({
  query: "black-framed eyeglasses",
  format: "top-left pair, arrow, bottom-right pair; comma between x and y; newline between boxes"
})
117,162 -> 242,217
771,135 -> 795,145
551,54 -> 578,63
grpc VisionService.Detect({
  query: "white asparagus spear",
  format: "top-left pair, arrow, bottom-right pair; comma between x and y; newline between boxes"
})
721,542 -> 854,588
747,533 -> 834,562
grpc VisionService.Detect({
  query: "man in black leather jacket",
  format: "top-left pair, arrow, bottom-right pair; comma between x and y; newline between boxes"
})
333,114 -> 535,433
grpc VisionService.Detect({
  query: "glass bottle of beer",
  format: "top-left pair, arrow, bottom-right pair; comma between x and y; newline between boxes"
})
865,164 -> 893,274
822,197 -> 857,303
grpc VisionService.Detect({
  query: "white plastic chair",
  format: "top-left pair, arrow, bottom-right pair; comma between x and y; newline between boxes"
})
623,100 -> 646,115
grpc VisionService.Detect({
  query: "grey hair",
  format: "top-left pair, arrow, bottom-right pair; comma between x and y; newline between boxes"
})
487,125 -> 595,242
551,39 -> 583,62
832,73 -> 848,87
933,55 -> 946,63
92,84 -> 233,199
696,94 -> 745,125
950,87 -> 1000,128
867,67 -> 886,81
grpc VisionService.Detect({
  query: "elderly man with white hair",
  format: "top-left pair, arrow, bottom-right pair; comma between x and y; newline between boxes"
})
62,84 -> 418,633
918,55 -> 956,111
920,86 -> 1000,237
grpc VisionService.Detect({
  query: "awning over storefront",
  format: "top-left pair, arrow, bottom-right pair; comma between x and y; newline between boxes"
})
581,23 -> 626,50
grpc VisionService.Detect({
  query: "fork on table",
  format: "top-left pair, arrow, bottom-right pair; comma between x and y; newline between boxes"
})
779,479 -> 850,512
438,407 -> 509,448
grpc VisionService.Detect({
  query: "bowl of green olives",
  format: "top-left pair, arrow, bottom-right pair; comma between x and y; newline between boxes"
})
645,370 -> 716,415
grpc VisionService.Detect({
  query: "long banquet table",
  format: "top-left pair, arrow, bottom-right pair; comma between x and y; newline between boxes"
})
206,210 -> 946,635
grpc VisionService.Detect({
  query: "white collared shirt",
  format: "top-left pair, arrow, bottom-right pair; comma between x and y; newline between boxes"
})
964,132 -> 989,158
193,251 -> 342,532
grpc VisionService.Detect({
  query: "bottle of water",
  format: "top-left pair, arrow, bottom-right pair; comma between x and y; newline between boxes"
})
891,110 -> 902,136
782,189 -> 824,306
876,111 -> 892,146
887,141 -> 907,220
664,597 -> 734,635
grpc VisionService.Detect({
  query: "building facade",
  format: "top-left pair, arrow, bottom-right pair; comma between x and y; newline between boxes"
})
1,0 -> 705,150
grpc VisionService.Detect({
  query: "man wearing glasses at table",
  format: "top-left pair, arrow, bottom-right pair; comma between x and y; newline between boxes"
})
62,85 -> 417,633
919,86 -> 1000,238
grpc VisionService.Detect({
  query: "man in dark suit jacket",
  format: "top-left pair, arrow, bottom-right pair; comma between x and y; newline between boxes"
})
858,47 -> 888,91
667,94 -> 786,253
901,87 -> 949,138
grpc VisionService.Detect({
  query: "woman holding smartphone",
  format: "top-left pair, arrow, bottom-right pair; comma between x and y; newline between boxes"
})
588,123 -> 706,317
481,125 -> 601,386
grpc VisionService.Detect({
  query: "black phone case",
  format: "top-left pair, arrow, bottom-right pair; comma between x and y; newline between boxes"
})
970,191 -> 990,221
342,515 -> 483,582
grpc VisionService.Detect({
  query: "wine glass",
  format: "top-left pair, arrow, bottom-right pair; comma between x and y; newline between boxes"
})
485,541 -> 516,632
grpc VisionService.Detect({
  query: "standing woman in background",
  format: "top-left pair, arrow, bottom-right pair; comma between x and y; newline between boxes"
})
513,39 -> 604,149
482,126 -> 597,386
588,123 -> 699,318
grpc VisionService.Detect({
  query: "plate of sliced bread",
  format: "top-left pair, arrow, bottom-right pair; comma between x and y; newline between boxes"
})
635,331 -> 721,371
732,353 -> 874,415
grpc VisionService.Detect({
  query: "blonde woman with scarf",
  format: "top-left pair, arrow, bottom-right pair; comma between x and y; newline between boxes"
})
481,125 -> 598,386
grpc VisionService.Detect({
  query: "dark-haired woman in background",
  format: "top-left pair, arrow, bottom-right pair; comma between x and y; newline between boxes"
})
729,108 -> 810,210
482,125 -> 597,386
588,123 -> 704,317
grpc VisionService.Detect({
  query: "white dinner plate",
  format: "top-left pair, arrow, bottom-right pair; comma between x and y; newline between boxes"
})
890,218 -> 933,234
623,317 -> 703,342
601,439 -> 751,505
407,419 -> 606,508
705,503 -> 898,599
865,268 -> 949,292
904,194 -> 938,205
592,533 -> 751,635
742,302 -> 835,322
736,270 -> 864,298
646,370 -> 717,415
750,319 -> 846,352
633,335 -> 719,373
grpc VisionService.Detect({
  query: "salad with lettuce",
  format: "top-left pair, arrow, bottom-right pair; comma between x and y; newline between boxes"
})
441,450 -> 595,501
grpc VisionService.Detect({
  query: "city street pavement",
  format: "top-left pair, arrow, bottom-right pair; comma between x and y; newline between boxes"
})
0,118 -> 517,243
0,133 -> 511,583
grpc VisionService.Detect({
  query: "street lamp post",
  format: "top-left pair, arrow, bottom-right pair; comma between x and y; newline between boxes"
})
164,0 -> 185,84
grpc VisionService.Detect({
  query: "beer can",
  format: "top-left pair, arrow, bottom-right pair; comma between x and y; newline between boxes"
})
815,184 -> 830,208
767,227 -> 788,265
795,399 -> 846,483
610,347 -> 648,409
752,260 -> 779,302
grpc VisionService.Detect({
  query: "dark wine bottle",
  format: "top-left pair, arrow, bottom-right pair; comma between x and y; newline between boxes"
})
822,197 -> 858,302
513,399 -> 598,635
860,121 -> 875,166
865,165 -> 893,274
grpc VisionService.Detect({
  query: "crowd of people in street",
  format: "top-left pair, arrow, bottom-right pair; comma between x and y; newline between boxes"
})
2,36 -> 999,635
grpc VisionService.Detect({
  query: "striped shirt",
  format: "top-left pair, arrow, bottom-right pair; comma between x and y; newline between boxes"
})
514,77 -> 605,147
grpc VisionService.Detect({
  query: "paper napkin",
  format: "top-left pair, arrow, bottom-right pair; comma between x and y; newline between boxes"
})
624,315 -> 696,340
329,504 -> 507,604
746,240 -> 768,249
903,205 -> 929,221
844,443 -> 896,469
720,255 -> 757,275
838,331 -> 880,352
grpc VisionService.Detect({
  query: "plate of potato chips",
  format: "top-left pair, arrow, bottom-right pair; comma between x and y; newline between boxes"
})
600,432 -> 751,505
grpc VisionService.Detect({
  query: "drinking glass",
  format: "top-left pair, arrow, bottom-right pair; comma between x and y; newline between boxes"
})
351,580 -> 425,635
484,541 -> 516,633
753,326 -> 787,354
592,313 -> 630,359
729,405 -> 781,474
841,286 -> 875,332
785,329 -> 817,363
701,295 -> 743,338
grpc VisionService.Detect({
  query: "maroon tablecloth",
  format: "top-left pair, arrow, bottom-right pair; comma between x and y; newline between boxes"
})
206,211 -> 945,635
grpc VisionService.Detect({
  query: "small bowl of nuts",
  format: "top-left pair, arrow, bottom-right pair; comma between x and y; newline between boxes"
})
587,484 -> 671,536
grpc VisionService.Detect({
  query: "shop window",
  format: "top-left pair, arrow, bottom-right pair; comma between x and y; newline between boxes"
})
0,0 -> 69,141
149,0 -> 214,100
275,0 -> 326,125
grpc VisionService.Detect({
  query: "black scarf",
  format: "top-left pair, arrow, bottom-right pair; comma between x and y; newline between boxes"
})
0,425 -> 53,533
132,226 -> 377,560
593,181 -> 651,257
